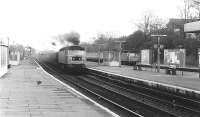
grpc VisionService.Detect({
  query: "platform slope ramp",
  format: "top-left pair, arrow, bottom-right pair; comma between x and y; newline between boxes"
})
0,59 -> 115,117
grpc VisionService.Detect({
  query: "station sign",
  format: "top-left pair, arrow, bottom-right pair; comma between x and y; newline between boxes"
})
184,21 -> 200,33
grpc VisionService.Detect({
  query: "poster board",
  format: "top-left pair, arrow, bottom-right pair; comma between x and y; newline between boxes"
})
164,49 -> 186,67
141,49 -> 152,65
103,51 -> 120,66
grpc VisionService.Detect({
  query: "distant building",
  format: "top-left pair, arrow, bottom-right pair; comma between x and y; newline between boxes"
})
9,51 -> 20,66
24,46 -> 32,57
167,18 -> 199,39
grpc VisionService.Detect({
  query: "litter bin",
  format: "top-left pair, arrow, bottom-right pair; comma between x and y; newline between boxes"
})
166,69 -> 170,74
8,64 -> 11,69
170,65 -> 176,75
172,68 -> 176,75
136,62 -> 142,70
133,61 -> 137,70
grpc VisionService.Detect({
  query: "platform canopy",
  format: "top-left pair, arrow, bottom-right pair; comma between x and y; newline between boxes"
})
184,21 -> 200,33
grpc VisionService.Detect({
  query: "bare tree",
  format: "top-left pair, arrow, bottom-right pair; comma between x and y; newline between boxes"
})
150,17 -> 167,35
180,0 -> 191,21
178,0 -> 200,22
136,11 -> 166,37
136,11 -> 153,36
191,0 -> 200,19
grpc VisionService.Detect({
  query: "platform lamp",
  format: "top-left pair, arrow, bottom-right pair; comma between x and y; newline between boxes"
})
151,35 -> 167,72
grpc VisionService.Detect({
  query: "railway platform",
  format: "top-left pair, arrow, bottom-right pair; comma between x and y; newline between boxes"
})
0,59 -> 115,117
86,62 -> 200,93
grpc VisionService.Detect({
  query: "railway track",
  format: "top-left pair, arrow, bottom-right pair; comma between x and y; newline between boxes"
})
86,69 -> 200,117
35,59 -> 143,117
35,58 -> 200,117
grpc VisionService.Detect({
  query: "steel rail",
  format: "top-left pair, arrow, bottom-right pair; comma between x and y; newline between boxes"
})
35,59 -> 143,117
87,69 -> 200,116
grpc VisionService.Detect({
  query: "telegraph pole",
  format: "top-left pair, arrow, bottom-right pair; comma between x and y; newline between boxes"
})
115,41 -> 125,67
96,44 -> 104,65
7,37 -> 10,67
151,35 -> 167,72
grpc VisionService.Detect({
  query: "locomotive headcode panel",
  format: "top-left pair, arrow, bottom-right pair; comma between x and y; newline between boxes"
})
69,50 -> 85,62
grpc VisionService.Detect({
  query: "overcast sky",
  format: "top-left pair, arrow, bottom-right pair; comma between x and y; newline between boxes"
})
0,0 -> 183,51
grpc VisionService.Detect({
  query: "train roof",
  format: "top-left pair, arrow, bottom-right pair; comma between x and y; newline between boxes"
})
59,45 -> 85,51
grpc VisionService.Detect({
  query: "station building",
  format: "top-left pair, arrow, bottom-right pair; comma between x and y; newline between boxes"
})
167,18 -> 199,39
184,21 -> 200,66
0,38 -> 9,77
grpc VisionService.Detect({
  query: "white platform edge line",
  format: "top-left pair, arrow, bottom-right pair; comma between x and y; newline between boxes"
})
89,67 -> 200,94
33,60 -> 120,117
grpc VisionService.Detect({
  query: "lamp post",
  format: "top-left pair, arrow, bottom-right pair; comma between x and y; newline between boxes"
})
198,48 -> 200,78
151,35 -> 167,72
7,37 -> 9,67
95,44 -> 104,65
115,41 -> 126,67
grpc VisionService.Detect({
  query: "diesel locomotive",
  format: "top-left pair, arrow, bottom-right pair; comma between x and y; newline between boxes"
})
58,45 -> 86,70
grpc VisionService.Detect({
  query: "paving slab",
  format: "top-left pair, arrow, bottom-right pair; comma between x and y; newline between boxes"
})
0,60 -> 115,117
